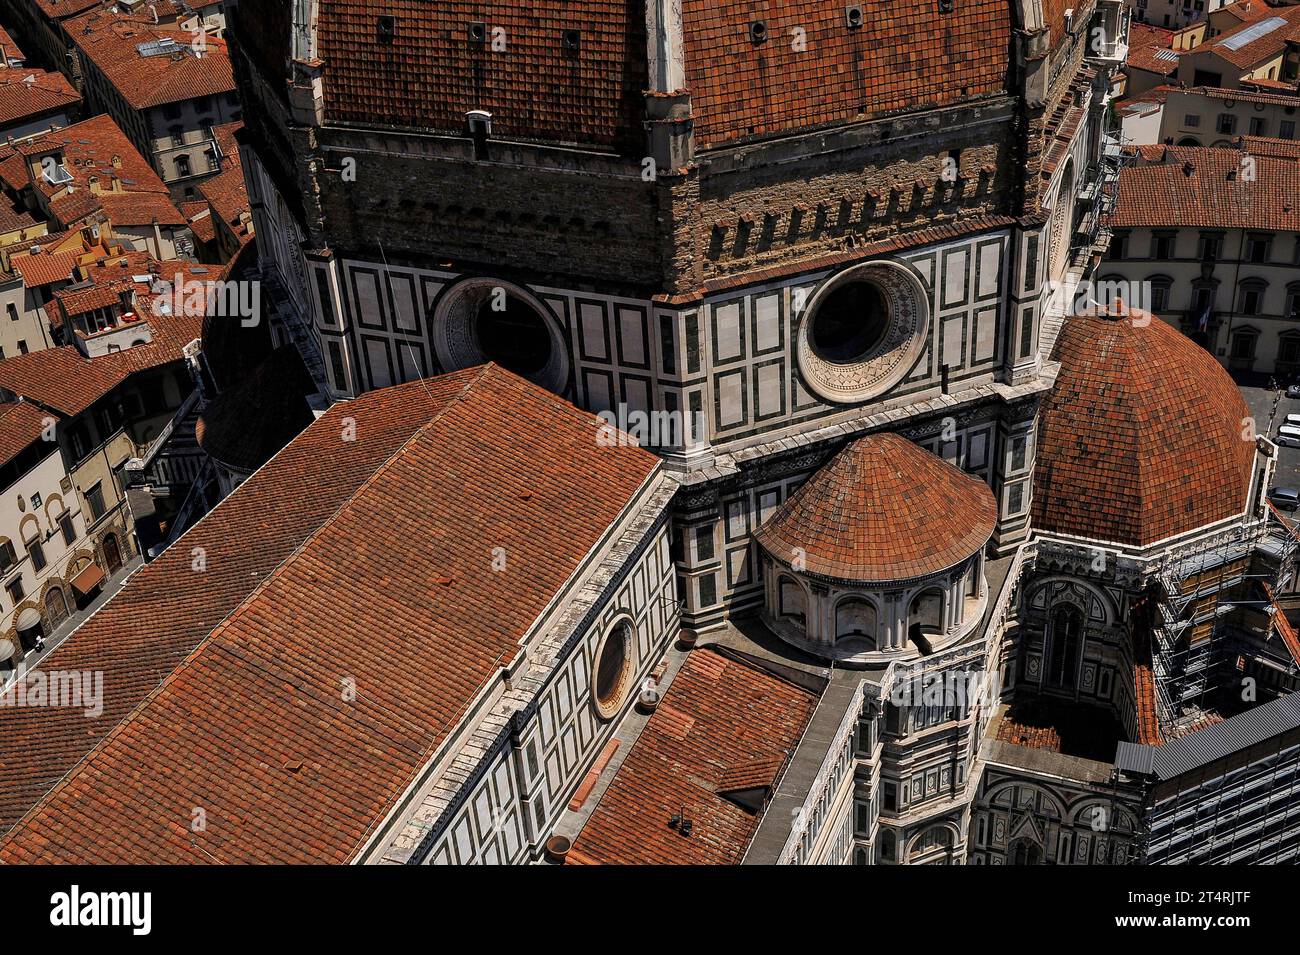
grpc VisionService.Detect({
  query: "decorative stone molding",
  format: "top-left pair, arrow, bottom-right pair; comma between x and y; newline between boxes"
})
795,258 -> 930,405
431,277 -> 570,394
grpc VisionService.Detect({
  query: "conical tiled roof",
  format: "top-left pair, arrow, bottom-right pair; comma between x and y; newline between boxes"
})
1034,307 -> 1254,547
754,432 -> 997,583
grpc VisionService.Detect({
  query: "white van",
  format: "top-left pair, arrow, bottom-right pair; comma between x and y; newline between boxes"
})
1277,425 -> 1300,448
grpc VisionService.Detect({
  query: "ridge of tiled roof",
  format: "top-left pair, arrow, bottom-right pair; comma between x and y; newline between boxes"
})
30,0 -> 100,21
1187,84 -> 1300,107
1034,307 -> 1255,548
0,112 -> 171,197
10,248 -> 78,288
1219,0 -> 1275,24
0,368 -> 477,841
755,432 -> 998,583
570,646 -> 821,865
0,365 -> 661,862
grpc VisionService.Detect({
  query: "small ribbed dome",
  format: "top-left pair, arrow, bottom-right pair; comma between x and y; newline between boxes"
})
754,432 -> 997,583
1034,307 -> 1254,547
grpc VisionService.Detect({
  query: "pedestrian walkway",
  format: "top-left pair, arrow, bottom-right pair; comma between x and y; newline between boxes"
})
8,555 -> 144,675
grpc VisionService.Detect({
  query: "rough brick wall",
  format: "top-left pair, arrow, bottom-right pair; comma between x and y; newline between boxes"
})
313,140 -> 664,290
666,106 -> 1016,285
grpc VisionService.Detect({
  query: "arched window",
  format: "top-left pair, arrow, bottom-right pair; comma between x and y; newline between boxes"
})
914,826 -> 953,853
1047,605 -> 1083,688
1009,838 -> 1042,865
908,587 -> 944,654
835,597 -> 876,648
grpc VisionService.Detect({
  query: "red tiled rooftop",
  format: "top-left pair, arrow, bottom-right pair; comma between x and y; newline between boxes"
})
1204,8 -> 1300,70
69,9 -> 235,110
997,718 -> 1062,753
10,248 -> 77,288
0,309 -> 201,416
680,0 -> 1011,147
0,401 -> 49,467
569,646 -> 819,865
0,70 -> 80,128
1126,22 -> 1180,76
0,24 -> 26,64
1034,307 -> 1255,548
316,1 -> 649,151
0,365 -> 660,862
1110,145 -> 1300,232
311,0 -> 1012,151
755,432 -> 997,583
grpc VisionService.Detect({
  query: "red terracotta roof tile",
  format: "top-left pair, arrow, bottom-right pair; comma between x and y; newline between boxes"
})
755,432 -> 997,582
68,9 -> 235,110
0,307 -> 202,416
680,0 -> 1011,147
0,69 -> 80,129
0,23 -> 26,64
312,1 -> 1012,151
316,1 -> 649,151
0,365 -> 660,862
1204,8 -> 1300,70
570,647 -> 819,865
9,248 -> 77,287
0,401 -> 49,467
997,718 -> 1062,752
1034,306 -> 1255,547
1126,22 -> 1180,76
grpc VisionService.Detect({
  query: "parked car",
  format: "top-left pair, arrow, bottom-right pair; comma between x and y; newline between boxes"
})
1287,383 -> 1300,399
1270,487 -> 1300,511
1277,425 -> 1300,448
1285,414 -> 1300,428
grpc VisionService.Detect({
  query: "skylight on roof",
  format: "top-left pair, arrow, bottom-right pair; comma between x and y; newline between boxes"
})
1155,49 -> 1179,61
1221,16 -> 1286,51
136,36 -> 182,58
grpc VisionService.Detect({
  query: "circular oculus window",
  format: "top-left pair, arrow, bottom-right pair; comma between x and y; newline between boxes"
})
592,618 -> 635,720
795,260 -> 929,405
432,278 -> 569,393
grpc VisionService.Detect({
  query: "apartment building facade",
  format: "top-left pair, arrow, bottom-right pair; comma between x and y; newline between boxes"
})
1103,142 -> 1300,375
69,8 -> 240,200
